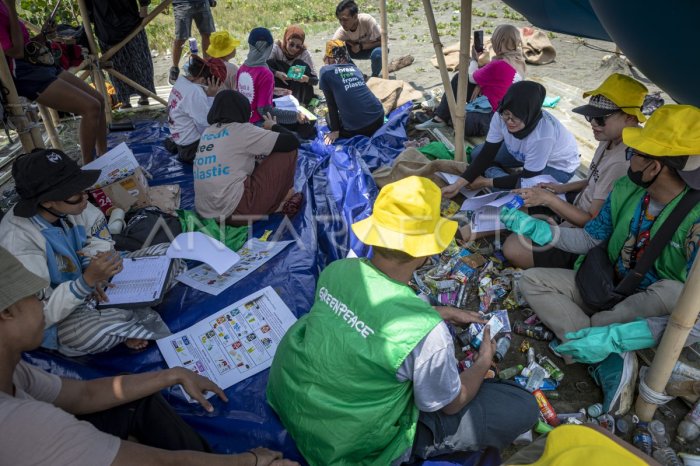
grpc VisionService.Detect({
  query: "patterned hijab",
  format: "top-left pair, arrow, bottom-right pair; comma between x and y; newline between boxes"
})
278,25 -> 306,61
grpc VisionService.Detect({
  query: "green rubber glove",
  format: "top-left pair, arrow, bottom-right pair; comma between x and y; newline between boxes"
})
499,207 -> 553,245
557,320 -> 657,364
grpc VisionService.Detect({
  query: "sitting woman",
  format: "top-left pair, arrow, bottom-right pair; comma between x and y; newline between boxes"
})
442,81 -> 580,195
417,24 -> 526,137
167,55 -> 225,163
206,30 -> 240,91
267,25 -> 318,106
236,27 -> 314,139
0,0 -> 106,164
319,40 -> 385,145
0,149 -> 172,356
194,90 -> 303,227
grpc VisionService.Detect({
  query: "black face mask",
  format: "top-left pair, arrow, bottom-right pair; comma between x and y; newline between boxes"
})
627,162 -> 660,189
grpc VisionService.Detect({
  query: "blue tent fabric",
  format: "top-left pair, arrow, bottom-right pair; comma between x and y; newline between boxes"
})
22,107 -> 485,465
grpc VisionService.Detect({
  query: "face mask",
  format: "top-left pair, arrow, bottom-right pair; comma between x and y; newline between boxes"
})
627,162 -> 659,189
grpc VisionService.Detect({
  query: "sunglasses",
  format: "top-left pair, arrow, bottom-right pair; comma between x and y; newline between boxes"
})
584,112 -> 619,127
625,147 -> 654,161
500,111 -> 522,125
62,192 -> 87,205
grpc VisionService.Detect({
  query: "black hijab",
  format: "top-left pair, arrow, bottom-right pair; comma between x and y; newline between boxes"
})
497,81 -> 546,139
207,90 -> 251,125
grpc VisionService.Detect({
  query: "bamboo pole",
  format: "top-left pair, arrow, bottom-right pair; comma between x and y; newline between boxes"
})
421,0 -> 457,125
26,106 -> 45,149
635,255 -> 700,420
37,104 -> 62,150
0,50 -> 35,152
452,0 -> 471,162
48,107 -> 61,128
105,68 -> 167,106
379,0 -> 389,79
73,0 -> 173,73
76,0 -> 112,124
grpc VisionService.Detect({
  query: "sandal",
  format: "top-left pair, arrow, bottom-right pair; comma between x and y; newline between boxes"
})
282,192 -> 304,217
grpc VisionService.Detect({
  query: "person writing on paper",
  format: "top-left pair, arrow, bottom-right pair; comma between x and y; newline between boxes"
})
267,176 -> 538,465
441,81 -> 580,194
194,90 -> 303,226
267,25 -> 318,106
236,27 -> 314,139
168,55 -> 226,163
0,149 -> 171,356
502,74 -> 647,269
0,247 -> 299,466
417,24 -> 526,136
319,40 -> 385,144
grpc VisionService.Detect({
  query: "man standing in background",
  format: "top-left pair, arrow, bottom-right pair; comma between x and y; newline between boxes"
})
169,0 -> 216,84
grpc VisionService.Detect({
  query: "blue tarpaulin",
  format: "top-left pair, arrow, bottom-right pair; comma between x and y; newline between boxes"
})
24,105 -> 492,465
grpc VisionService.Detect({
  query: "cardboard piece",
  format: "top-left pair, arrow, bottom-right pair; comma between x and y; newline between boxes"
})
89,167 -> 151,214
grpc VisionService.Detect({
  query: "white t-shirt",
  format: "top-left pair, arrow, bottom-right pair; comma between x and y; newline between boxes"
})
168,76 -> 213,146
486,110 -> 580,174
0,361 -> 120,466
397,321 -> 462,412
333,13 -> 381,43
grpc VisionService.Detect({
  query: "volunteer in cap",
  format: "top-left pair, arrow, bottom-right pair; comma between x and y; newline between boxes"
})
268,176 -> 538,465
206,31 -> 241,91
0,246 -> 299,466
0,149 -> 168,355
509,105 -> 700,416
319,39 -> 385,145
503,73 -> 648,269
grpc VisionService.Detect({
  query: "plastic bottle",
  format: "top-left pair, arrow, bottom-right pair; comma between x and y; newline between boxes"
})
676,400 -> 700,444
632,422 -> 653,456
513,321 -> 554,341
665,380 -> 700,397
649,420 -> 669,448
495,335 -> 511,362
587,403 -> 603,418
527,346 -> 536,365
188,37 -> 199,55
525,365 -> 546,392
498,364 -> 523,380
616,415 -> 634,439
536,354 -> 564,382
652,447 -> 683,466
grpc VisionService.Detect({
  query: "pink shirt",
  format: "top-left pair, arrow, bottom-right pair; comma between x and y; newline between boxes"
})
473,60 -> 521,110
0,2 -> 30,50
236,64 -> 274,124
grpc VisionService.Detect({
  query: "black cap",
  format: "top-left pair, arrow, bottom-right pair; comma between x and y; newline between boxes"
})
12,149 -> 101,217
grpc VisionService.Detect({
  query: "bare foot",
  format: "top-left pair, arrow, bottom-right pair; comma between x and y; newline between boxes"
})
125,338 -> 149,351
275,188 -> 296,213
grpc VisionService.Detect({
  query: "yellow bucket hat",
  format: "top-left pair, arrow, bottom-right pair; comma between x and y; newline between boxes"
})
351,176 -> 457,258
573,73 -> 648,122
524,425 -> 648,466
206,31 -> 241,58
623,104 -> 700,188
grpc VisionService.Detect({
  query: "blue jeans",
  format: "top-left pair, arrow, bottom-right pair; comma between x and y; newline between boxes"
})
349,47 -> 382,77
471,143 -> 575,191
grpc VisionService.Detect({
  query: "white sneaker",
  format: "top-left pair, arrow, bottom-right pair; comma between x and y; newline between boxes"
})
415,118 -> 447,130
421,97 -> 437,110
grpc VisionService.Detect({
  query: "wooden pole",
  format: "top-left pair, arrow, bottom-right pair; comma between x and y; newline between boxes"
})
0,50 -> 35,152
48,107 -> 61,128
105,68 -> 167,106
452,0 -> 472,162
26,106 -> 45,149
421,0 -> 457,125
73,0 -> 173,73
76,0 -> 112,124
635,256 -> 700,420
37,104 -> 62,150
379,0 -> 389,79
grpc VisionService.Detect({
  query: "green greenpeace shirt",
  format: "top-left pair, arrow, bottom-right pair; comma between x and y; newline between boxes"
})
267,258 -> 443,465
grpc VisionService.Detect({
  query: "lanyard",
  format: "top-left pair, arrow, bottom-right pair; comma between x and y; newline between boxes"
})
629,194 -> 652,269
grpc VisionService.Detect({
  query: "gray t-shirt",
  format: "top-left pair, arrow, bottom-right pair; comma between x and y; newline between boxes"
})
572,140 -> 629,217
397,321 -> 462,412
0,361 -> 120,466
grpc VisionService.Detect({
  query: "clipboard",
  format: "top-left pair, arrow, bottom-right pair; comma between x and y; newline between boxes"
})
97,256 -> 174,309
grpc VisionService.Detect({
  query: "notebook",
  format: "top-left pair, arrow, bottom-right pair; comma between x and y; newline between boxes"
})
97,256 -> 173,309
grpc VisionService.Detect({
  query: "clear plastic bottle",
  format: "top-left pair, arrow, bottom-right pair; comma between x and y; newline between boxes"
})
649,420 -> 669,448
676,400 -> 700,444
536,354 -> 564,382
525,365 -> 546,392
652,447 -> 683,466
495,335 -> 511,362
